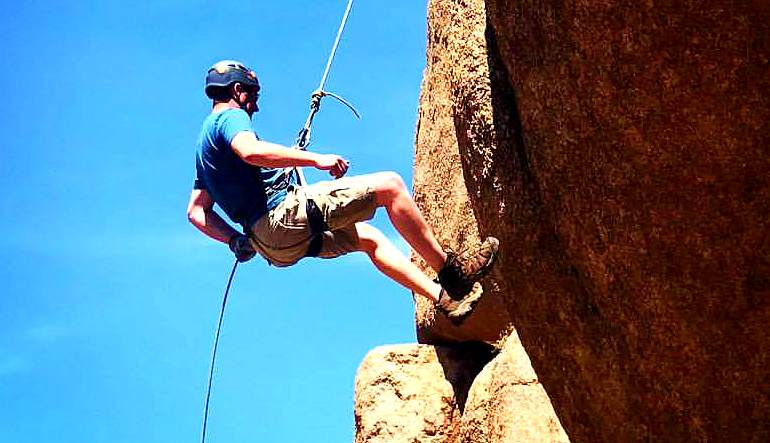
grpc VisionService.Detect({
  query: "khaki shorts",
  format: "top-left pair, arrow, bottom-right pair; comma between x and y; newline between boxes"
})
248,177 -> 378,267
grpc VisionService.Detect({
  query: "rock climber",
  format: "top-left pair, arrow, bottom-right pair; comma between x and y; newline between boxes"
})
187,60 -> 499,324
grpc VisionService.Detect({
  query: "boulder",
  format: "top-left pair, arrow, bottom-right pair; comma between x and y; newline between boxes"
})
354,336 -> 568,443
411,0 -> 770,440
458,332 -> 569,443
354,343 -> 491,443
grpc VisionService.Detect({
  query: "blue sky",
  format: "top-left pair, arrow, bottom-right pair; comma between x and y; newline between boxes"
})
0,1 -> 428,441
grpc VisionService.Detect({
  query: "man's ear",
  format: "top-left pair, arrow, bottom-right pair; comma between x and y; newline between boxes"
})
231,82 -> 244,96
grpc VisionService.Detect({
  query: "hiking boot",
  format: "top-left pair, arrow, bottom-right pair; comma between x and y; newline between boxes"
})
437,236 -> 499,298
435,282 -> 484,325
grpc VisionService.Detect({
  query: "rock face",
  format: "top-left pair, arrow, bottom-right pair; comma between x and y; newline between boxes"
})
354,334 -> 568,443
410,0 -> 770,441
412,0 -> 512,345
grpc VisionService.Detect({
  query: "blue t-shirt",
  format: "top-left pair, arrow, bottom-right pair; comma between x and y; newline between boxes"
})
194,108 -> 297,230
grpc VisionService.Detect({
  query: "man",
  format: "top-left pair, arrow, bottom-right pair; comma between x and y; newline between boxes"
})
187,60 -> 498,324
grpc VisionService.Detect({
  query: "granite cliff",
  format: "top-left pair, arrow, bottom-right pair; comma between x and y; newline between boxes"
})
355,0 -> 769,441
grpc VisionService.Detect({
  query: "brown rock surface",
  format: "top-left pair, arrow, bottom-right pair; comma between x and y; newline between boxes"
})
354,339 -> 568,443
457,331 -> 569,443
354,344 -> 492,443
413,0 -> 511,344
412,0 -> 770,441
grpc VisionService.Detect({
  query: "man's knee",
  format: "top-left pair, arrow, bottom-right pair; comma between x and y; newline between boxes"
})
371,171 -> 406,204
354,222 -> 385,255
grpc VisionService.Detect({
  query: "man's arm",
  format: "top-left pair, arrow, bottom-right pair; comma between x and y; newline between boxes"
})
187,188 -> 240,244
231,131 -> 349,178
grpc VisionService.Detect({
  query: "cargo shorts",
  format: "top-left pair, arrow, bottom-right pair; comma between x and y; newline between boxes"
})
247,177 -> 378,267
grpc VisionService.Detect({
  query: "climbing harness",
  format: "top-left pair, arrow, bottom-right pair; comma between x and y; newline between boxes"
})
199,2 -> 359,442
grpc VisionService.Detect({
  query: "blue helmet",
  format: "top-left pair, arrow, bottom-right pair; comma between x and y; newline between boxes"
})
204,60 -> 260,99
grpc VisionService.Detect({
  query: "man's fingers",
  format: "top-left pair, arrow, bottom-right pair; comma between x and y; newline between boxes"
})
318,154 -> 349,178
338,159 -> 349,175
327,157 -> 348,179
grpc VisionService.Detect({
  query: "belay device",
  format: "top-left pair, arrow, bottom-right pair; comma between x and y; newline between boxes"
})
199,1 -> 360,443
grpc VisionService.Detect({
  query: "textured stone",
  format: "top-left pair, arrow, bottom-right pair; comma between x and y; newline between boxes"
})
413,0 -> 511,344
354,344 -> 492,443
476,1 -> 770,441
411,0 -> 770,440
457,332 -> 569,443
353,339 -> 567,443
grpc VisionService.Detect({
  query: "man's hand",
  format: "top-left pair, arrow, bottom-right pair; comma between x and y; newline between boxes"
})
228,234 -> 257,262
315,154 -> 349,179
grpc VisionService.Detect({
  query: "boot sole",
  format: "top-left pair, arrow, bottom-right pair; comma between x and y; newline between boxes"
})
447,284 -> 484,326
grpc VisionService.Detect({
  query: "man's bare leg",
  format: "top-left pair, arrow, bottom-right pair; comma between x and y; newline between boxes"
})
355,172 -> 447,272
354,222 -> 441,303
